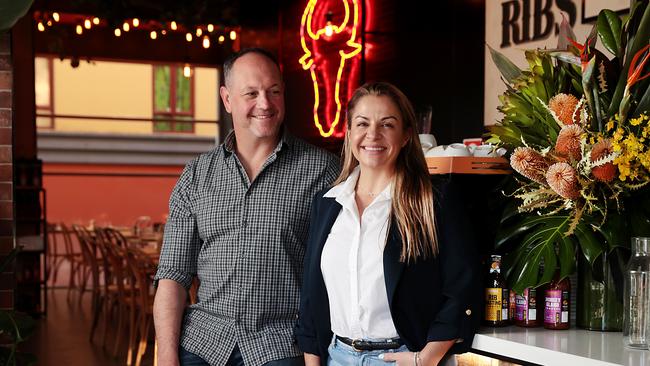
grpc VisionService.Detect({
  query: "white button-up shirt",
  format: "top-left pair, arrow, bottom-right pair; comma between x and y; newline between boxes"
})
320,167 -> 399,339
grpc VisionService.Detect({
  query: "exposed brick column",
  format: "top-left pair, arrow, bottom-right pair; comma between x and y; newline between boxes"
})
0,31 -> 15,311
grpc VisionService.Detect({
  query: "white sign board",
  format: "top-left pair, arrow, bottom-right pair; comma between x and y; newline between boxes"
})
484,0 -> 629,126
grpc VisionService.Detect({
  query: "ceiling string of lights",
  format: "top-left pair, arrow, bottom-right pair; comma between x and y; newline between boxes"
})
33,11 -> 239,50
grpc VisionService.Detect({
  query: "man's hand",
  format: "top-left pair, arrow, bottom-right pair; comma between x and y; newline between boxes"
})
304,353 -> 320,366
153,279 -> 188,366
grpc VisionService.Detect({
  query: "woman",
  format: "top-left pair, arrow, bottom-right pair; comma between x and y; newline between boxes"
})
295,82 -> 479,366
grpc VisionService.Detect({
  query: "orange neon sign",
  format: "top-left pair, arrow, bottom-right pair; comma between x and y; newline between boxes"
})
299,0 -> 363,138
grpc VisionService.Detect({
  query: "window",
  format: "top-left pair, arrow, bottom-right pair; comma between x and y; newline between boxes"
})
35,57 -> 54,129
153,65 -> 194,133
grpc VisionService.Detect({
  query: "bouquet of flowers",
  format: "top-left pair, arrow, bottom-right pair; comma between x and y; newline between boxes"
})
487,2 -> 650,293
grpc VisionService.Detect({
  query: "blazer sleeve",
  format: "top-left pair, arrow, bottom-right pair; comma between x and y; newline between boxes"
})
426,179 -> 480,350
294,191 -> 324,355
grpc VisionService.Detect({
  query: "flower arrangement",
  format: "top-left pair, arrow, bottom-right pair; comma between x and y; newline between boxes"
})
487,2 -> 650,292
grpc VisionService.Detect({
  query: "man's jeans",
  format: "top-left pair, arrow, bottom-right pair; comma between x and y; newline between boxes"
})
180,345 -> 305,366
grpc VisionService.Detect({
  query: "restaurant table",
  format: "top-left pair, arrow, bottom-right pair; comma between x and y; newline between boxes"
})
472,326 -> 650,365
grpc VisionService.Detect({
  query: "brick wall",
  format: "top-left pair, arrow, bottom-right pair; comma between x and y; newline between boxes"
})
0,31 -> 15,310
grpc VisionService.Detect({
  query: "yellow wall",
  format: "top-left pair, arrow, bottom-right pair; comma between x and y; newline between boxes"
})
42,57 -> 219,137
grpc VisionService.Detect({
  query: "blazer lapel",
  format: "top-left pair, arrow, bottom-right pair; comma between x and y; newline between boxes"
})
383,223 -> 405,304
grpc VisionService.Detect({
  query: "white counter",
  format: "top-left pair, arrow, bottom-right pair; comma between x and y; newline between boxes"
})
471,327 -> 650,366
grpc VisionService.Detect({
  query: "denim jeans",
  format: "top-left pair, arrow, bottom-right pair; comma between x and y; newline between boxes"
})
326,337 -> 458,366
179,345 -> 305,366
326,337 -> 408,366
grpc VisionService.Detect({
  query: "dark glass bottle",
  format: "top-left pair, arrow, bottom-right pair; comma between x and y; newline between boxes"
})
544,274 -> 571,330
515,287 -> 540,327
484,255 -> 509,326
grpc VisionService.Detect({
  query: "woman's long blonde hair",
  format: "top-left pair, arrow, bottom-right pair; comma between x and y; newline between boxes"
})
333,81 -> 438,262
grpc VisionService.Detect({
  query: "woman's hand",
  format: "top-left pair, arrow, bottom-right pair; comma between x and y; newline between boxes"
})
304,353 -> 320,366
380,339 -> 454,366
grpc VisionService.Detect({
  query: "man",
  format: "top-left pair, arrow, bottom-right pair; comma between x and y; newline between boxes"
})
153,48 -> 339,366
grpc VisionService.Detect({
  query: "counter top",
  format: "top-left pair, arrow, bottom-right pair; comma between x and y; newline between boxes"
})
472,327 -> 650,365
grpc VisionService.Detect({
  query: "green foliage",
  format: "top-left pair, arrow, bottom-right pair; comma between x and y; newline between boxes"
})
0,248 -> 36,366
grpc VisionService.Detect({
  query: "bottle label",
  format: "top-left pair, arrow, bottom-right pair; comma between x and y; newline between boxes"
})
515,294 -> 527,321
528,288 -> 537,321
561,290 -> 570,323
545,290 -> 564,324
485,288 -> 503,321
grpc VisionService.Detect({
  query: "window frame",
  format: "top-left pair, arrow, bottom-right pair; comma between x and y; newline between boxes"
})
35,56 -> 55,129
152,64 -> 196,133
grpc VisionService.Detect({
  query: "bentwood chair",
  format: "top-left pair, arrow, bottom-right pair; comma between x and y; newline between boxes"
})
125,247 -> 157,366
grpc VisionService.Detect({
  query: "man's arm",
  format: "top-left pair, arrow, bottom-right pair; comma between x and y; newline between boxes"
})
154,279 -> 188,366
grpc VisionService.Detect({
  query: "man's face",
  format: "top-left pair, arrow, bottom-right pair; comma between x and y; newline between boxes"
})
220,53 -> 285,142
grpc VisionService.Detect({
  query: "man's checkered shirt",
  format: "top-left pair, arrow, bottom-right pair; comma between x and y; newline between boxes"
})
154,131 -> 339,366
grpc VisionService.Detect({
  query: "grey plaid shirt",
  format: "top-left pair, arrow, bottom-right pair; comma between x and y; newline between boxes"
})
155,131 -> 339,366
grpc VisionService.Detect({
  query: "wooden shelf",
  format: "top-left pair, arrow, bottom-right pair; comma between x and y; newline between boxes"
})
426,156 -> 512,175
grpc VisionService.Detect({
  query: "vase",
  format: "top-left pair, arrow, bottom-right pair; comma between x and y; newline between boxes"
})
577,249 -> 625,331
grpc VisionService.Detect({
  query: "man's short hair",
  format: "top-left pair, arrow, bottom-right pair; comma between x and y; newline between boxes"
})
223,48 -> 281,87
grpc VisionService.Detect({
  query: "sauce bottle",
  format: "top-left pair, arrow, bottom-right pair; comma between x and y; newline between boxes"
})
515,288 -> 540,327
544,274 -> 570,329
484,255 -> 509,326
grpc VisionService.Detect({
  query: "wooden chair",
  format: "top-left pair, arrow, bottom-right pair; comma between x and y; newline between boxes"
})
124,247 -> 156,366
55,223 -> 87,300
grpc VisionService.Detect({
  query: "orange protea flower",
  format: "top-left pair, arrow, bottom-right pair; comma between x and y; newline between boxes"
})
510,147 -> 548,185
549,93 -> 580,125
590,139 -> 617,182
546,162 -> 581,199
555,124 -> 583,161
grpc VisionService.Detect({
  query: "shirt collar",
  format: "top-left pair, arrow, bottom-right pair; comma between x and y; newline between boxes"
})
324,166 -> 393,206
222,127 -> 293,156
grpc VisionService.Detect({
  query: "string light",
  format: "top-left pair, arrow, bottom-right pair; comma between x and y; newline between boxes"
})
114,28 -> 121,37
84,19 -> 91,29
170,21 -> 177,30
122,22 -> 130,32
92,17 -> 100,25
37,22 -> 45,32
183,64 -> 192,78
185,33 -> 193,42
52,12 -> 60,22
132,18 -> 140,27
161,29 -> 167,35
150,30 -> 157,39
218,35 -> 225,43
75,24 -> 83,35
46,20 -> 53,27
229,30 -> 237,40
202,35 -> 210,48
207,24 -> 214,32
196,28 -> 203,37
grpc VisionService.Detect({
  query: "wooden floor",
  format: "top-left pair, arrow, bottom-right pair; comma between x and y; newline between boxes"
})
22,288 -> 154,366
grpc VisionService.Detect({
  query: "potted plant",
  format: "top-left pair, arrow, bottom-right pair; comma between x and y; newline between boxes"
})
487,1 -> 650,330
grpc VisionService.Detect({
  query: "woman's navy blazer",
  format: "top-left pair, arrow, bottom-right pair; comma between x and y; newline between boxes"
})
294,178 -> 481,365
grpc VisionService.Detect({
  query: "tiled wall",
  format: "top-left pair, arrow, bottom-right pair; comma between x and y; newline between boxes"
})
0,32 -> 15,310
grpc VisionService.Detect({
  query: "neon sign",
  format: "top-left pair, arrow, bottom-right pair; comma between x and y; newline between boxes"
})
299,0 -> 363,138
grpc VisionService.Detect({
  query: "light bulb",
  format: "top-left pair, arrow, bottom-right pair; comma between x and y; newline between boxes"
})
325,23 -> 333,37
37,22 -> 45,32
92,17 -> 100,25
196,28 -> 203,37
114,28 -> 121,37
123,22 -> 130,32
202,36 -> 210,48
183,65 -> 191,78
76,25 -> 83,35
52,12 -> 60,22
150,31 -> 157,39
186,33 -> 192,42
171,21 -> 177,30
132,18 -> 140,27
161,29 -> 167,35
46,20 -> 52,26
84,19 -> 91,29
207,24 -> 214,32
218,35 -> 225,44
229,30 -> 236,40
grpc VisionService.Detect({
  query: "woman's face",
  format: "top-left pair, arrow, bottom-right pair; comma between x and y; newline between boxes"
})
348,95 -> 410,174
